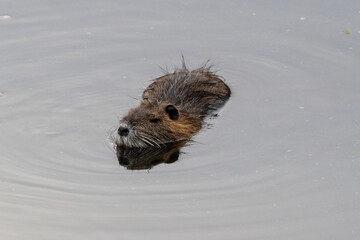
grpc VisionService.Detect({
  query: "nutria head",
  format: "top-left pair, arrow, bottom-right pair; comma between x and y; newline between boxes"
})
115,100 -> 202,148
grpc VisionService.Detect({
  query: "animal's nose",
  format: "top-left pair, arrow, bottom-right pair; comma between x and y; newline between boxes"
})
118,126 -> 129,137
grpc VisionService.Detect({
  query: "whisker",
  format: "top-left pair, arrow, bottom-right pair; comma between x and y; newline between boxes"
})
137,135 -> 154,147
139,134 -> 162,148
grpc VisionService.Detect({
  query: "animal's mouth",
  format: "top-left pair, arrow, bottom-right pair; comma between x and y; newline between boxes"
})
116,122 -> 182,148
116,130 -> 156,148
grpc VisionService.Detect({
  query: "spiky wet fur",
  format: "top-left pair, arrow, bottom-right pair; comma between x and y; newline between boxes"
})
143,64 -> 231,117
116,63 -> 231,148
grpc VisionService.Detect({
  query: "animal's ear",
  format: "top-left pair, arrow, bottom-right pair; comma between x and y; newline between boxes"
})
165,105 -> 179,120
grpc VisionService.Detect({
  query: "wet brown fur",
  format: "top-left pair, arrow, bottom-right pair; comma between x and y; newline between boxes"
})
117,63 -> 231,148
143,65 -> 231,117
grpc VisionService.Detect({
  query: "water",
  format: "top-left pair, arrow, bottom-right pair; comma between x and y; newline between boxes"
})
1,0 -> 360,239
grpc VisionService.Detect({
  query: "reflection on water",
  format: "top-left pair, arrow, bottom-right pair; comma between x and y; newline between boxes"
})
116,140 -> 188,170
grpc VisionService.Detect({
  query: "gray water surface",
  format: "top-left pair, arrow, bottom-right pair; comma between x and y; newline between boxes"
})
1,1 -> 360,239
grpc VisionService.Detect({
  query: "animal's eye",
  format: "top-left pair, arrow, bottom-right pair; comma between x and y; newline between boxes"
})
165,105 -> 179,120
150,118 -> 161,123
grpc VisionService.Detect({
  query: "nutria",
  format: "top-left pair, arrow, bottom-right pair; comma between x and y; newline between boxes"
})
115,62 -> 231,148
